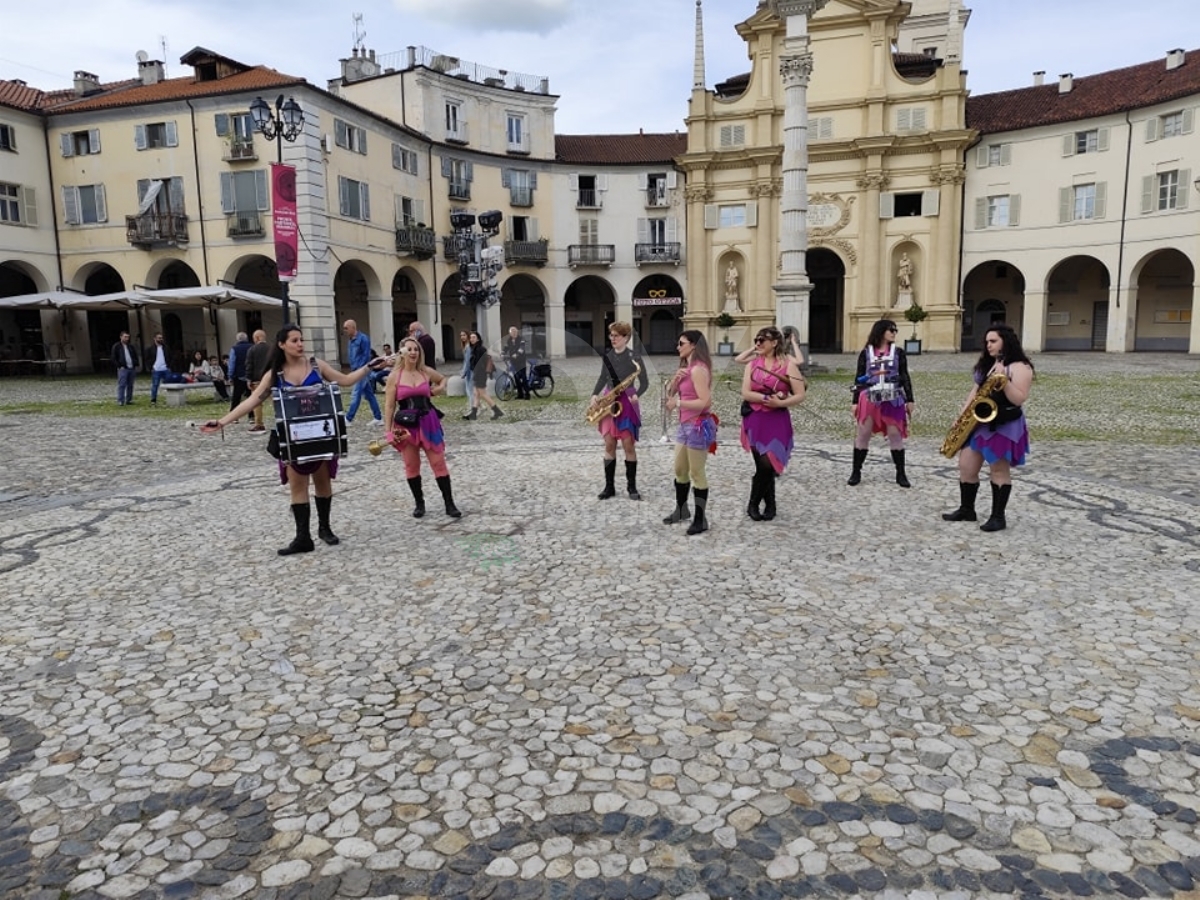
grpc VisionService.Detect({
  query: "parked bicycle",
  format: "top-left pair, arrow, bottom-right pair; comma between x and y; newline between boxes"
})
495,358 -> 555,400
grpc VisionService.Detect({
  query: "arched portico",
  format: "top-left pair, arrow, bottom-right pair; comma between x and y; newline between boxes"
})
333,261 -> 385,365
962,260 -> 1026,351
0,262 -> 48,367
563,275 -> 613,355
632,273 -> 685,353
1129,249 -> 1195,352
1044,256 -> 1109,351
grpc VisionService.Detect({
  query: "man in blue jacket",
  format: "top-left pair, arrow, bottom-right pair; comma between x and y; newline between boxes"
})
342,319 -> 382,425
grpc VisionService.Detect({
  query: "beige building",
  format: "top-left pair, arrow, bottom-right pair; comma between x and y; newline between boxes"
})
680,0 -> 973,354
963,50 -> 1200,354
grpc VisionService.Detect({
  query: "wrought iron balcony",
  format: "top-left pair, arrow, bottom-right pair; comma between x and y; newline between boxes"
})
504,239 -> 549,267
568,244 -> 616,268
442,234 -> 473,261
634,242 -> 681,265
396,225 -> 437,259
126,213 -> 189,248
227,212 -> 264,237
509,186 -> 533,207
576,189 -> 602,209
223,138 -> 257,161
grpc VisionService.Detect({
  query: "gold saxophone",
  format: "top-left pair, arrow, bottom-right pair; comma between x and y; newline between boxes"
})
585,360 -> 642,425
940,372 -> 1008,457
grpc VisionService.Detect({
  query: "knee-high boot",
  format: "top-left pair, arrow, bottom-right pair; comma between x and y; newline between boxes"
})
597,459 -> 617,500
847,448 -> 868,486
686,488 -> 709,536
663,481 -> 691,524
980,482 -> 1011,532
761,468 -> 777,521
315,495 -> 339,545
436,474 -> 462,518
747,453 -> 765,521
891,449 -> 911,488
407,476 -> 425,518
625,460 -> 641,501
942,482 -> 979,522
278,503 -> 314,556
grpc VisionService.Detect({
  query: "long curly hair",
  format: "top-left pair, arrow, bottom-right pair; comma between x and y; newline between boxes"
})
973,323 -> 1035,378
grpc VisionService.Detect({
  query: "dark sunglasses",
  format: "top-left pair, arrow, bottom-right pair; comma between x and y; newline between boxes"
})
677,340 -> 690,347
754,336 -> 776,344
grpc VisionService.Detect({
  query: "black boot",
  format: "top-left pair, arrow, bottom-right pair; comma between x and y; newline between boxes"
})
436,475 -> 462,518
942,482 -> 980,522
686,488 -> 709,535
408,476 -> 426,518
663,481 -> 691,524
761,470 -> 777,521
980,482 -> 1011,532
278,503 -> 315,555
847,447 -> 868,486
747,452 -> 764,520
463,407 -> 477,420
892,449 -> 911,489
625,460 -> 641,501
491,405 -> 504,419
315,495 -> 340,545
598,459 -> 617,499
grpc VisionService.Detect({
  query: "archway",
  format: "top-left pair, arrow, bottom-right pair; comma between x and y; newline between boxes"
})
962,260 -> 1026,351
633,273 -> 684,353
77,264 -> 131,372
1046,256 -> 1109,350
806,249 -> 845,353
563,275 -> 614,355
1131,249 -> 1194,352
501,274 -> 550,357
333,261 -> 384,363
0,262 -> 43,366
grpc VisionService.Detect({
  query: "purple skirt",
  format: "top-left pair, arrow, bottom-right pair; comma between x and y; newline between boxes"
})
854,392 -> 908,437
278,457 -> 338,485
598,392 -> 641,442
392,411 -> 446,455
675,415 -> 718,452
741,407 -> 793,474
969,414 -> 1029,466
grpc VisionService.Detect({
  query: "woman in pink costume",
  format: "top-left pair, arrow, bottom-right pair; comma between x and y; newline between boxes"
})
662,330 -> 718,535
847,318 -> 915,488
740,327 -> 806,521
383,337 -> 461,519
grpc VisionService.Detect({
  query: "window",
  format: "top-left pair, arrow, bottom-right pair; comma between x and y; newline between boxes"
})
1158,171 -> 1180,210
392,144 -> 419,175
1146,109 -> 1194,142
574,173 -> 605,208
445,101 -> 467,143
974,194 -> 1021,228
1140,170 -> 1191,212
896,107 -> 927,131
333,119 -> 367,154
976,143 -> 1012,168
1076,130 -> 1098,154
0,183 -> 28,223
0,124 -> 16,152
719,205 -> 746,228
61,129 -> 101,157
645,172 -> 673,207
645,217 -> 668,244
509,215 -> 537,241
136,177 -> 185,215
1074,183 -> 1096,220
215,113 -> 254,141
396,195 -> 425,227
445,158 -> 472,199
62,184 -> 108,224
502,168 -> 536,207
812,117 -> 834,139
988,196 -> 1009,227
579,217 -> 599,245
337,176 -> 370,220
506,113 -> 527,153
219,171 -> 269,215
879,190 -> 940,219
135,121 -> 178,150
703,202 -> 757,229
719,124 -> 745,147
1060,183 -> 1106,221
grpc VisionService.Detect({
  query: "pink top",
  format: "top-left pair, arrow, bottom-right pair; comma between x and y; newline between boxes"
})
395,380 -> 432,403
677,362 -> 709,424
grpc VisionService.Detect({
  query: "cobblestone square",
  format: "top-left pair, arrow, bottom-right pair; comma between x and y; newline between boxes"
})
1,354 -> 1198,899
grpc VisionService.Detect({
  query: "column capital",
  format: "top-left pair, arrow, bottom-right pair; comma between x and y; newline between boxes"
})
780,53 -> 814,87
856,173 -> 889,191
684,184 -> 713,202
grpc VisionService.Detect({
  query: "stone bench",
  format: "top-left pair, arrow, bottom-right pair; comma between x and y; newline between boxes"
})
162,381 -> 220,407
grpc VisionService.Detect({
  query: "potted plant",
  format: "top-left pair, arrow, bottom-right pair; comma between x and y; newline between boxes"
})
714,312 -> 736,355
903,302 -> 928,355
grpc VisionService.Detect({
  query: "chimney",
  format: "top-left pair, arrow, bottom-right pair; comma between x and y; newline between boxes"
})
1058,73 -> 1073,94
1033,71 -> 1045,86
139,59 -> 165,86
1167,48 -> 1186,71
73,70 -> 101,97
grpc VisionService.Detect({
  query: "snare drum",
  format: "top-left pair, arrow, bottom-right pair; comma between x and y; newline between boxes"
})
272,383 -> 348,465
868,382 -> 898,403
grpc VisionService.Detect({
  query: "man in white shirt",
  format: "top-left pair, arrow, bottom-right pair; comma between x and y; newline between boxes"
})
149,333 -> 172,405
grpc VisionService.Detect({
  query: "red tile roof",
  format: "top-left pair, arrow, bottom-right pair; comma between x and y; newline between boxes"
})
0,79 -> 47,112
555,133 -> 687,165
45,67 -> 306,114
968,49 -> 1200,135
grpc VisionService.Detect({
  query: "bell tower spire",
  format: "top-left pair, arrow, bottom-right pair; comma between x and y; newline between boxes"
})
693,0 -> 706,90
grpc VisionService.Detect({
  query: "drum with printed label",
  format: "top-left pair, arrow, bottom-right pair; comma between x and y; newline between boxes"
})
868,382 -> 898,403
272,383 -> 348,464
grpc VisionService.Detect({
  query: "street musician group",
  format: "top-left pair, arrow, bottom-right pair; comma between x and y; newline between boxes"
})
200,316 -> 1033,556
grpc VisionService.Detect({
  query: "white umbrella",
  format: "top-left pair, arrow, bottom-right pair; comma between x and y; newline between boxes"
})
0,290 -> 161,310
144,285 -> 283,310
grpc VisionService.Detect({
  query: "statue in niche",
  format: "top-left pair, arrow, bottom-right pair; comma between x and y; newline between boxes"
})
897,253 -> 913,293
723,261 -> 741,313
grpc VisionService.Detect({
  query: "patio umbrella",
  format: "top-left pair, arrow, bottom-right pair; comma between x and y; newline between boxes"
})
144,285 -> 283,311
0,290 -> 161,310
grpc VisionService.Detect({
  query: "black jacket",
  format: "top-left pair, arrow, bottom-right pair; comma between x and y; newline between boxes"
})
110,340 -> 139,370
852,346 -> 914,404
592,348 -> 649,397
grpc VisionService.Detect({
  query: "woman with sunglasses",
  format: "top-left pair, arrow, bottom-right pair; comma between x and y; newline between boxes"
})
662,331 -> 717,535
589,321 -> 649,500
848,318 -> 915,488
740,327 -> 806,520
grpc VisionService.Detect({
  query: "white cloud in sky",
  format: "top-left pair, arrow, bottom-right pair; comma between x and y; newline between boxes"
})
390,0 -> 576,33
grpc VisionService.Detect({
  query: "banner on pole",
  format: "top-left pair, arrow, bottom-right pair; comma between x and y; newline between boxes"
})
271,163 -> 299,282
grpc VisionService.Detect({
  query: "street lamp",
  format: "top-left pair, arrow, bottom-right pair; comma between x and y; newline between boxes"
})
250,95 -> 305,323
450,210 -> 505,310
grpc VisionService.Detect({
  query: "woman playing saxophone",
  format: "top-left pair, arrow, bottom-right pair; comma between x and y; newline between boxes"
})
942,324 -> 1034,532
590,322 -> 649,500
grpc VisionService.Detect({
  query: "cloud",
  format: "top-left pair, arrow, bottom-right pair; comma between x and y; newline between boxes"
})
390,0 -> 575,34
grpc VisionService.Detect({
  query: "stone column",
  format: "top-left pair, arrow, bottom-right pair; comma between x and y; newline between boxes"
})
769,1 -> 829,345
1022,290 -> 1047,352
683,183 -> 711,327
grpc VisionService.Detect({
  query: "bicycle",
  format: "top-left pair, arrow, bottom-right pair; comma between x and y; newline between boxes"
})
495,359 -> 554,400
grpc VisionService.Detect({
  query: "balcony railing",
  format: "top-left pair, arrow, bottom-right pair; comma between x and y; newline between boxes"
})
504,239 -> 549,267
223,138 -> 257,161
442,234 -> 473,261
396,225 -> 437,259
634,242 -> 682,265
646,187 -> 670,208
509,186 -> 533,207
227,212 -> 264,237
446,122 -> 469,144
576,189 -> 602,209
126,213 -> 189,248
568,244 -> 616,268
448,180 -> 471,200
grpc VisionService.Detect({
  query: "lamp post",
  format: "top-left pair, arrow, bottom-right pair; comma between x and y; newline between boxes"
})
450,211 -> 505,338
249,95 -> 305,323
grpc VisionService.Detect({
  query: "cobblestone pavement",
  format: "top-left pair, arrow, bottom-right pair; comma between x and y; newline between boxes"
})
1,354 -> 1199,899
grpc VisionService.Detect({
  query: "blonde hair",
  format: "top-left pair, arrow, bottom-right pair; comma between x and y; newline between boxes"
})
397,337 -> 427,374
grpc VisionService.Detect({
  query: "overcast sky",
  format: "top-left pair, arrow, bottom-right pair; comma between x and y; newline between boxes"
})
3,0 -> 1195,134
